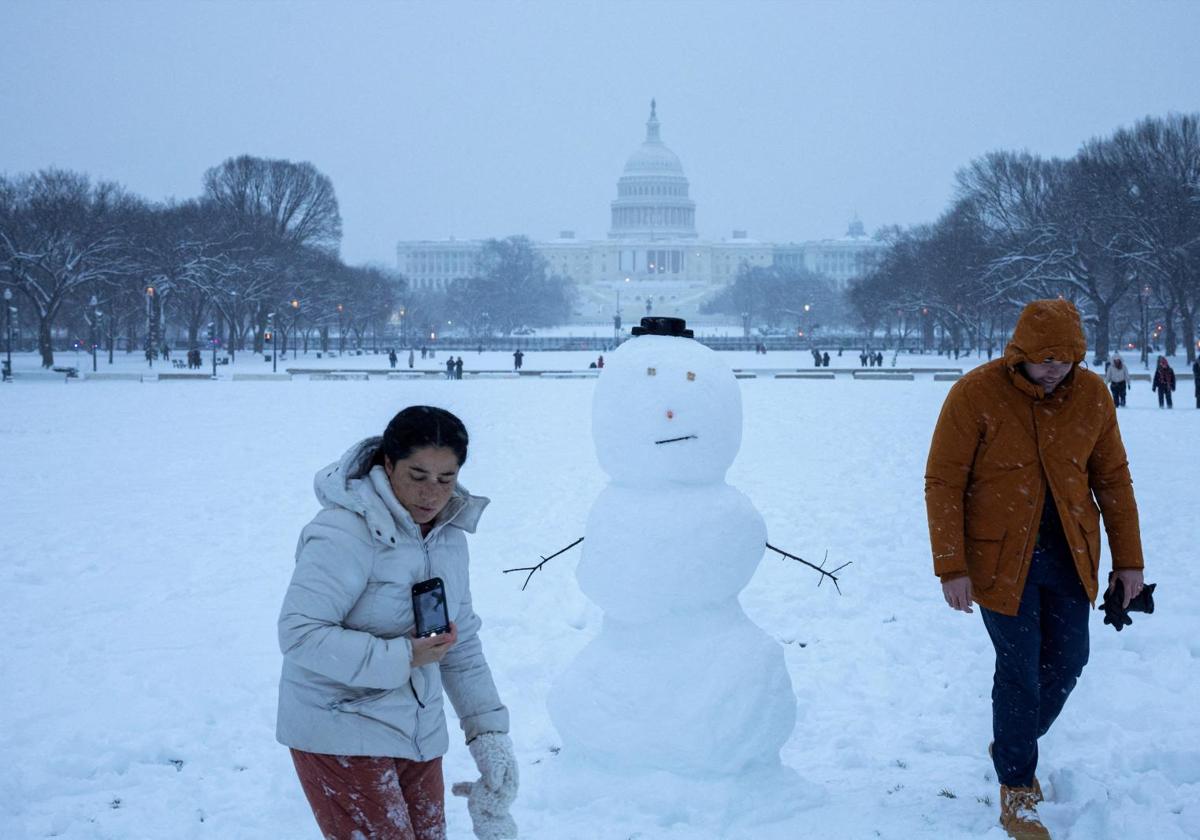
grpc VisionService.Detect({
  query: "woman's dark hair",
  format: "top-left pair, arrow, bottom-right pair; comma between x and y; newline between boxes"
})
376,405 -> 469,467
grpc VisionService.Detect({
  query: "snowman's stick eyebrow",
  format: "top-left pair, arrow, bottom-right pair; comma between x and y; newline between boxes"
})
655,434 -> 698,445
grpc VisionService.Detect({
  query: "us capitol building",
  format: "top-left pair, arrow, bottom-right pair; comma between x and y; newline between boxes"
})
396,101 -> 884,324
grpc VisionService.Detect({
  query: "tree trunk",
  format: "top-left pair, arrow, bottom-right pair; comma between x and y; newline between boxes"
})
1092,301 -> 1112,364
38,318 -> 54,368
1181,309 -> 1197,364
1164,302 -> 1178,355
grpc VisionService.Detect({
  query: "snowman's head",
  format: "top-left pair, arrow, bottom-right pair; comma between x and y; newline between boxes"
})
591,332 -> 742,484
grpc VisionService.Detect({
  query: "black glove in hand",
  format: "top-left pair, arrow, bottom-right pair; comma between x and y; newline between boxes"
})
1100,576 -> 1156,632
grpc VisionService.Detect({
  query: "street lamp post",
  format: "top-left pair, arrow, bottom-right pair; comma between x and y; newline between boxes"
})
336,304 -> 345,355
206,322 -> 217,378
291,299 -> 300,360
1140,283 -> 1152,370
89,295 -> 100,372
3,288 -> 12,382
145,285 -> 156,368
267,312 -> 277,373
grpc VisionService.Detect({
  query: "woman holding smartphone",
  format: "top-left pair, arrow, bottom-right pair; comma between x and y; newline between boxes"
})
277,405 -> 518,840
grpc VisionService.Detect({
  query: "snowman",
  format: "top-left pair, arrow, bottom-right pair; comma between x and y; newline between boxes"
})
546,316 -> 796,775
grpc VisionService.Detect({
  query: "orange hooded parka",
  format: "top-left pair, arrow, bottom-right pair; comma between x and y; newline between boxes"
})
924,300 -> 1144,615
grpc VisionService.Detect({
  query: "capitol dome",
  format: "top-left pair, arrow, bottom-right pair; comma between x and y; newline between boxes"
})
609,100 -> 697,239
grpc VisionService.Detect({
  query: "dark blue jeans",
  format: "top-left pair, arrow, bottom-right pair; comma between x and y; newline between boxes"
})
981,546 -> 1090,787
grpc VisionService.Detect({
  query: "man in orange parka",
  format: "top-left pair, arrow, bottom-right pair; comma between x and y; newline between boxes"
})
925,299 -> 1146,839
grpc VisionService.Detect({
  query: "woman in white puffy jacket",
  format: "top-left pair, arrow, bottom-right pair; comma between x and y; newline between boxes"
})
1104,352 -> 1130,406
277,406 -> 517,840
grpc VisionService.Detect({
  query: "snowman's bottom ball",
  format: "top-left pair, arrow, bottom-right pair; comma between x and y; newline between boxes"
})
547,604 -> 796,776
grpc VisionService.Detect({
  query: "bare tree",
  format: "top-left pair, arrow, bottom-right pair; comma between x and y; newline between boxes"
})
0,170 -> 137,366
203,155 -> 342,253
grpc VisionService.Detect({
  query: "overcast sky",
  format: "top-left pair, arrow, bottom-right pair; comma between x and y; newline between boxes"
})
4,0 -> 1199,266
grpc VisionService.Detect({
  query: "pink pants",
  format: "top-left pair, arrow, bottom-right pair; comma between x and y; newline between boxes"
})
290,749 -> 446,840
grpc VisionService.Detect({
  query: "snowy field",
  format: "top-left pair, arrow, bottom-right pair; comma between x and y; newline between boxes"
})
1,368 -> 1197,839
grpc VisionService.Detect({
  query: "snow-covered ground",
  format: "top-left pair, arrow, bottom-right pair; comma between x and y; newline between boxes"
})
1,368 -> 1197,839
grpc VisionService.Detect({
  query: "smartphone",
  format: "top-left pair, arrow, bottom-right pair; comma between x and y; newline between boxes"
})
412,577 -> 451,638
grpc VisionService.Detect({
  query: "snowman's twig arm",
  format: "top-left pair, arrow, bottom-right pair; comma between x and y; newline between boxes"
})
503,537 -> 585,591
765,543 -> 850,594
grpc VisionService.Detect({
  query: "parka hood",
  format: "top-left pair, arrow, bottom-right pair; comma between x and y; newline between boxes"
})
1004,299 -> 1088,367
313,436 -> 488,542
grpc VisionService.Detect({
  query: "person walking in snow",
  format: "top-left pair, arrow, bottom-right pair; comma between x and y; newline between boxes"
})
1193,357 -> 1200,408
446,357 -> 455,380
277,406 -> 518,840
454,356 -> 464,380
408,348 -> 415,369
389,349 -> 398,369
1104,352 -> 1130,407
925,299 -> 1145,839
512,349 -> 523,371
1152,355 -> 1175,409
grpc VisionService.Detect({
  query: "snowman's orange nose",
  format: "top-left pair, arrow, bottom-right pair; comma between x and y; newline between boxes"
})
666,409 -> 674,419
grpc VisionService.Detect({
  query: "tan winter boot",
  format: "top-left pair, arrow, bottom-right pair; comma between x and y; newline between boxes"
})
989,741 -> 1044,802
999,784 -> 1051,839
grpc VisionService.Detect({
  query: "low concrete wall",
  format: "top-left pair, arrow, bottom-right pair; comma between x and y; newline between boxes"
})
775,372 -> 836,380
540,372 -> 598,379
934,373 -> 963,382
854,373 -> 916,381
85,372 -> 144,382
13,370 -> 73,382
232,373 -> 291,381
309,372 -> 369,381
155,373 -> 212,381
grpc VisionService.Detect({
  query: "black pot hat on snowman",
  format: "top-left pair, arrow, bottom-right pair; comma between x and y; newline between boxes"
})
631,316 -> 694,339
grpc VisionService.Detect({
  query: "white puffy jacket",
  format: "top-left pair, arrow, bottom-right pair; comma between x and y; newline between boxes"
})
276,437 -> 508,759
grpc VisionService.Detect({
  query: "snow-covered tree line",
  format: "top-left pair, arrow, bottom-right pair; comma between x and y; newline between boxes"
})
0,156 -> 578,367
0,155 -> 402,367
700,263 -> 846,333
850,113 -> 1200,363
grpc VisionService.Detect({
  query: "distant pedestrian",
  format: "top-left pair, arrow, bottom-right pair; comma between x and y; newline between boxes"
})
1152,356 -> 1175,409
408,348 -> 414,369
454,356 -> 463,380
162,344 -> 171,361
388,349 -> 397,369
445,358 -> 455,380
860,350 -> 868,368
597,355 -> 605,369
1193,358 -> 1200,409
513,349 -> 524,371
876,351 -> 884,367
1104,352 -> 1129,407
421,346 -> 428,360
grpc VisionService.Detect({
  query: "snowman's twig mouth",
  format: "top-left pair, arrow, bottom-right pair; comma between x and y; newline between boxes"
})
655,434 -> 698,445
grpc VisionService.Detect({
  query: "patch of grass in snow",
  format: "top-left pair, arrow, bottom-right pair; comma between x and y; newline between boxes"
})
938,788 -> 957,799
